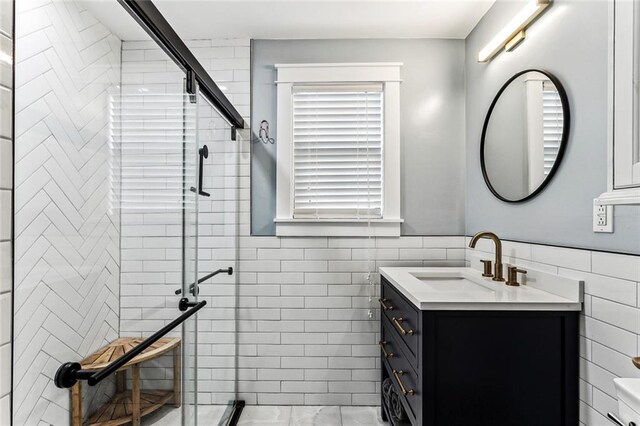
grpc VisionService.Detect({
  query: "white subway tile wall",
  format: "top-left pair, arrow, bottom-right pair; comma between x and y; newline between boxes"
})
120,35 -> 467,407
465,238 -> 640,425
13,0 -> 121,423
0,0 -> 11,424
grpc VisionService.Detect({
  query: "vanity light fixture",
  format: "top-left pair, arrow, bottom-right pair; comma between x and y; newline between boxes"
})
478,0 -> 550,63
505,30 -> 526,52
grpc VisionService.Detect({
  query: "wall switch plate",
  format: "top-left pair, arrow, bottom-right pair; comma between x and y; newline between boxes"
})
593,199 -> 613,233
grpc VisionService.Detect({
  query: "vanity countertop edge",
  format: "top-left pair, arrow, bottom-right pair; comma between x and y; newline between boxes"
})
379,266 -> 583,311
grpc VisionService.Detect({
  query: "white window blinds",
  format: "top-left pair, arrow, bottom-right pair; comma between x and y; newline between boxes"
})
542,81 -> 563,176
292,85 -> 384,219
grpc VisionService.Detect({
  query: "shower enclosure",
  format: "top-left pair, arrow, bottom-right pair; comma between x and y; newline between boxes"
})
12,0 -> 244,424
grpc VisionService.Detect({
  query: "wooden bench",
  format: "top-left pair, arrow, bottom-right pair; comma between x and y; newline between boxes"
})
71,337 -> 181,426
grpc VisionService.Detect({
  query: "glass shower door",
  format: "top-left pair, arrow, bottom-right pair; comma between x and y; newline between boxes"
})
181,86 -> 240,426
193,91 -> 240,424
182,84 -> 200,426
116,67 -> 201,426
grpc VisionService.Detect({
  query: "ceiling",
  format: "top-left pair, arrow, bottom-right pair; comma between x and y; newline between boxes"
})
82,0 -> 495,41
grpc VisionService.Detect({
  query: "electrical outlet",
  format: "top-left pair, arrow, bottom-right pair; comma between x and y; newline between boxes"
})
596,205 -> 607,225
593,200 -> 613,233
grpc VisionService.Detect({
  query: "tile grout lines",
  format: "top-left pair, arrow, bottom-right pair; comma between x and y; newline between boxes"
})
13,1 -> 122,424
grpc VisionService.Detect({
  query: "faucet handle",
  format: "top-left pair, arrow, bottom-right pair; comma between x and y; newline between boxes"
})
480,260 -> 493,277
506,266 -> 527,286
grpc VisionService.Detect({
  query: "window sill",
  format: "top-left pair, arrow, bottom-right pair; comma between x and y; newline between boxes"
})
596,187 -> 640,205
274,218 -> 403,237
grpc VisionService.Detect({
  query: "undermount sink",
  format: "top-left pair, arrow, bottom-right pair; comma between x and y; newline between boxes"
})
614,378 -> 640,424
410,272 -> 494,293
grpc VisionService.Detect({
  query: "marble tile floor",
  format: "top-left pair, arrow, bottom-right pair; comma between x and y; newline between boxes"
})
145,405 -> 387,426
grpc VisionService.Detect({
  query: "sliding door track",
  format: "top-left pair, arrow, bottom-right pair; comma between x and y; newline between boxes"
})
116,0 -> 246,131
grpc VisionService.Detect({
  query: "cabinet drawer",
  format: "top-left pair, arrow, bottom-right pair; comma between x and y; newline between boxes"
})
381,278 -> 419,364
381,314 -> 418,370
380,319 -> 404,362
382,329 -> 420,422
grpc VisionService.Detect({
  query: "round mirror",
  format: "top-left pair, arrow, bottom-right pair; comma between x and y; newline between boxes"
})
481,69 -> 570,202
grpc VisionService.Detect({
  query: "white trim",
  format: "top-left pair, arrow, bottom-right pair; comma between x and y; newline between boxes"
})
275,80 -> 403,84
601,0 -> 640,205
596,187 -> 640,205
275,62 -> 404,68
274,218 -> 404,223
607,0 -> 615,193
275,63 -> 403,237
275,220 -> 402,237
613,0 -> 639,188
604,0 -> 640,204
275,63 -> 403,85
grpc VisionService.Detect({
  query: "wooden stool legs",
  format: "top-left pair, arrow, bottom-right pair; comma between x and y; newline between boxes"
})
116,370 -> 126,394
173,346 -> 181,408
132,365 -> 141,426
71,383 -> 82,426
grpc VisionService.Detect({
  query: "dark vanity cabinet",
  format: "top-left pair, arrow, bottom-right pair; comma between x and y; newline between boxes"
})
379,276 -> 579,426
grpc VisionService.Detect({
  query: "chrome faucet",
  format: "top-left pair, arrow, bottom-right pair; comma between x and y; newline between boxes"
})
469,231 -> 505,282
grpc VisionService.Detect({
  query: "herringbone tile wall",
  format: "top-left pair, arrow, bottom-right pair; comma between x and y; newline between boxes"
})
0,1 -> 13,425
14,0 -> 121,424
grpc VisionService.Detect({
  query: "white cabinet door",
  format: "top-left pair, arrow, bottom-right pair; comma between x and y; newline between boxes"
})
614,0 -> 640,188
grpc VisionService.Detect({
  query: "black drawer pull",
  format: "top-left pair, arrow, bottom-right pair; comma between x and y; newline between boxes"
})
379,341 -> 394,359
392,317 -> 414,336
379,298 -> 393,311
392,369 -> 414,396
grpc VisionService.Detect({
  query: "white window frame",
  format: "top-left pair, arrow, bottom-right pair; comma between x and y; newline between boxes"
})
274,63 -> 403,237
598,0 -> 640,205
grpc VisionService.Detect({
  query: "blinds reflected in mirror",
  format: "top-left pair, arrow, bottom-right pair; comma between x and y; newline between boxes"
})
542,81 -> 563,176
109,93 -> 197,212
291,85 -> 384,219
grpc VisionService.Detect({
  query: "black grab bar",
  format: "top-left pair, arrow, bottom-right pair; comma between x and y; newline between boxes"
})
175,267 -> 233,295
607,413 -> 635,426
54,299 -> 207,389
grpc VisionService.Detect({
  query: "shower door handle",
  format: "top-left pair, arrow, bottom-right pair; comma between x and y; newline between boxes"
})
190,145 -> 210,197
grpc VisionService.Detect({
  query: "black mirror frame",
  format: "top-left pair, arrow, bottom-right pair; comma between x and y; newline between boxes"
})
480,69 -> 571,203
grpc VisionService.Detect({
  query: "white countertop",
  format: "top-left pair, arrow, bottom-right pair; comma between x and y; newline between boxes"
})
614,378 -> 640,422
379,267 -> 583,311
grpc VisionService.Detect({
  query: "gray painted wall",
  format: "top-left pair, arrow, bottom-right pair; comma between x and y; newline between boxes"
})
465,0 -> 640,255
251,39 -> 466,236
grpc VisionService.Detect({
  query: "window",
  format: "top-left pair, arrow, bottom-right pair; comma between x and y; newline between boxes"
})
275,63 -> 402,236
598,0 -> 640,204
292,85 -> 383,219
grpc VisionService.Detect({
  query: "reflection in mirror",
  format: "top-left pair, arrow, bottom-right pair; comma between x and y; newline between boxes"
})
482,70 -> 569,202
